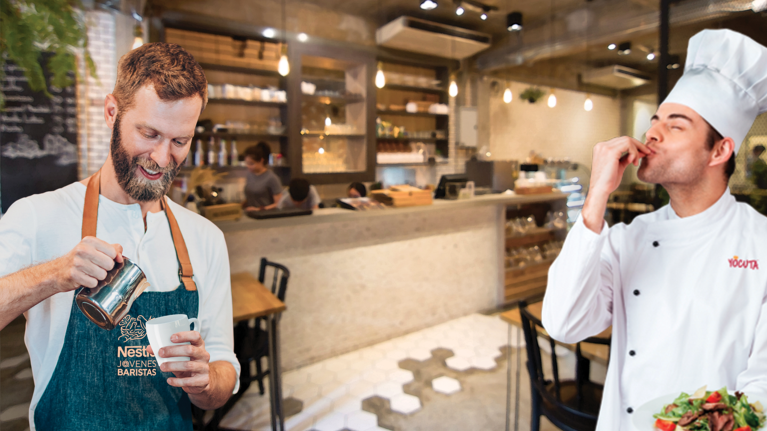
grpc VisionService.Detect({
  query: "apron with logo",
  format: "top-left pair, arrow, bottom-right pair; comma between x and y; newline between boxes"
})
34,170 -> 200,431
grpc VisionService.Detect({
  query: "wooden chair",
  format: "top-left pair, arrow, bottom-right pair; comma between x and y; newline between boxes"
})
518,301 -> 609,431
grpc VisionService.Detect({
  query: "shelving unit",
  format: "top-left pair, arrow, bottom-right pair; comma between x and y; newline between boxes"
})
376,110 -> 447,118
376,137 -> 447,143
207,98 -> 287,108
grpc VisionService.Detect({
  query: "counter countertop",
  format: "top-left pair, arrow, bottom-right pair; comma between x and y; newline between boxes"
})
214,192 -> 568,232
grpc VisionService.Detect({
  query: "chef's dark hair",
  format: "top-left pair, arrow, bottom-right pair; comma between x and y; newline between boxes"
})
243,145 -> 267,163
348,182 -> 367,197
288,178 -> 311,202
706,125 -> 735,179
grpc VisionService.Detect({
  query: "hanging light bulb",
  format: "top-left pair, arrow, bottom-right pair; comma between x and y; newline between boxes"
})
132,24 -> 144,50
375,62 -> 386,89
325,116 -> 332,126
547,91 -> 557,108
278,45 -> 290,76
503,87 -> 512,104
318,147 -> 325,154
456,6 -> 465,15
449,76 -> 458,98
584,95 -> 593,111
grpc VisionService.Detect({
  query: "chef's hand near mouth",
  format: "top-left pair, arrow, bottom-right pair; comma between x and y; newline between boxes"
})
582,136 -> 655,234
54,237 -> 124,292
148,332 -> 211,394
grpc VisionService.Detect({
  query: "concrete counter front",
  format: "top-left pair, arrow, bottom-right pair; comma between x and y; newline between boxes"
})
217,192 -> 567,370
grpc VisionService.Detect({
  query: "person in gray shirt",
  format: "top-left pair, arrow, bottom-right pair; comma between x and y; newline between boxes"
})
243,143 -> 282,211
278,178 -> 320,210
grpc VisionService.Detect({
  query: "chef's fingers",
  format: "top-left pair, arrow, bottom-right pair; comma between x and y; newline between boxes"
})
146,345 -> 154,356
160,359 -> 208,374
71,258 -> 108,287
160,343 -> 210,362
633,139 -> 654,155
81,237 -> 120,263
171,330 -> 203,346
167,374 -> 209,392
112,244 -> 124,263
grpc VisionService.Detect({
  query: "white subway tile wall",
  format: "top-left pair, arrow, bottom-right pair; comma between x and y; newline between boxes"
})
77,10 -> 116,178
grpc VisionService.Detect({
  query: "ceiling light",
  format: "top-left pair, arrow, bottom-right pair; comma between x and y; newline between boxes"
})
646,52 -> 656,61
584,95 -> 593,112
548,91 -> 557,108
507,12 -> 523,31
449,76 -> 458,97
456,6 -> 465,15
607,43 -> 616,50
617,42 -> 631,55
297,33 -> 308,42
262,28 -> 276,38
318,147 -> 325,154
480,13 -> 488,20
375,62 -> 386,89
325,116 -> 332,126
420,0 -> 438,10
278,45 -> 290,76
503,87 -> 512,104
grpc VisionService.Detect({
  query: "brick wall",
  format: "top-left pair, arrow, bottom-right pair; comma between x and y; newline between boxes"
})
77,10 -> 116,179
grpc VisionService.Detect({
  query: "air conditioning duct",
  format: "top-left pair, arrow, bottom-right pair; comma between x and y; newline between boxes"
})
376,16 -> 492,60
582,65 -> 651,89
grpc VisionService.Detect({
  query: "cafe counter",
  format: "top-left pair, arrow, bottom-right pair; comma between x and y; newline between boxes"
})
216,192 -> 567,371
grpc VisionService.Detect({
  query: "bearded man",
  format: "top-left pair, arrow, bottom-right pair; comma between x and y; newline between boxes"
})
0,43 -> 239,431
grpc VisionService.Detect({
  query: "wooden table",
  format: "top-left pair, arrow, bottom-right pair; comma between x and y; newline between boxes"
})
224,272 -> 287,431
500,301 -> 611,366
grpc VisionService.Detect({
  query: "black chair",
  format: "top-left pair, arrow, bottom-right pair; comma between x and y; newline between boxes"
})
518,301 -> 610,431
192,258 -> 290,431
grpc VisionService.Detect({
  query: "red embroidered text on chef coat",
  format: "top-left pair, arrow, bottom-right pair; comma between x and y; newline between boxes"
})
728,256 -> 759,270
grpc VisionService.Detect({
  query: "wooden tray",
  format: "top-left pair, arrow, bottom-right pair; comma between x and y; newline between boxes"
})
515,186 -> 553,195
202,203 -> 242,221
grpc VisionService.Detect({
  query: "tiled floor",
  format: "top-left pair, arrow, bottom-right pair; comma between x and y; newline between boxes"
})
220,313 -> 603,431
0,317 -> 33,431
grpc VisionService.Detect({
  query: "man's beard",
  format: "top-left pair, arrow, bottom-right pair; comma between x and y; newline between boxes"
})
110,114 -> 180,202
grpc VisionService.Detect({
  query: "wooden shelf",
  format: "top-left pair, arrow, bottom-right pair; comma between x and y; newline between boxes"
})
377,110 -> 447,118
382,83 -> 446,94
505,227 -> 564,249
195,132 -> 286,140
198,62 -> 283,78
377,137 -> 447,143
302,94 -> 365,104
504,260 -> 553,304
301,133 -> 366,138
207,98 -> 286,108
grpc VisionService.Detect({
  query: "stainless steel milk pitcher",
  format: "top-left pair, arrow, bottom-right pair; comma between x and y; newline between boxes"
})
75,257 -> 150,330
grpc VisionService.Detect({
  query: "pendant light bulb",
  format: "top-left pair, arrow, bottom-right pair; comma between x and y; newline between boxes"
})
278,55 -> 290,76
132,23 -> 144,50
375,63 -> 386,89
503,87 -> 512,104
318,147 -> 325,154
325,116 -> 332,126
584,96 -> 593,112
547,92 -> 557,108
132,36 -> 144,50
449,78 -> 458,98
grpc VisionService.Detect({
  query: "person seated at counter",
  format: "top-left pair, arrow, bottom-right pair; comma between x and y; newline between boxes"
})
278,178 -> 320,210
347,182 -> 367,198
242,143 -> 282,211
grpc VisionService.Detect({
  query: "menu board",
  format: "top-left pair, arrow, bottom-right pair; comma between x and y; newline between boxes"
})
0,54 -> 79,214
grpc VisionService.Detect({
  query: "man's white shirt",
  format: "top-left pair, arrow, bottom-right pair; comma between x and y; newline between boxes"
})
0,182 -> 240,429
543,189 -> 767,430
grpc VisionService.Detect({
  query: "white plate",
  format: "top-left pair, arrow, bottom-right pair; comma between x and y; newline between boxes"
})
632,391 -> 767,430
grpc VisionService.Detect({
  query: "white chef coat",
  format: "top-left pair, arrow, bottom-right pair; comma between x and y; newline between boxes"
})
543,188 -> 767,430
0,182 -> 241,429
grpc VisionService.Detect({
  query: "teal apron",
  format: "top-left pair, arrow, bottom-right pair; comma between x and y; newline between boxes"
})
34,171 -> 200,431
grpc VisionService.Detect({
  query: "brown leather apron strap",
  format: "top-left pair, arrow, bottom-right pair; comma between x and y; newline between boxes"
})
82,170 -> 101,239
81,169 -> 197,291
161,197 -> 197,291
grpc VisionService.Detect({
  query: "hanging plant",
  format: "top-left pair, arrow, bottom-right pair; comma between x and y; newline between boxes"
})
520,87 -> 545,104
0,0 -> 97,108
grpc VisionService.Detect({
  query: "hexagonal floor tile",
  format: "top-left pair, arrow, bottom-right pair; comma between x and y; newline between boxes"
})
374,381 -> 404,399
332,394 -> 363,414
374,358 -> 399,371
360,349 -> 385,361
470,356 -> 497,370
407,348 -> 432,361
431,376 -> 461,395
283,370 -> 309,387
314,411 -> 346,431
333,368 -> 361,384
320,380 -> 347,398
350,359 -> 373,372
293,383 -> 321,402
324,359 -> 351,373
348,380 -> 376,398
389,393 -> 421,415
384,349 -> 408,361
445,356 -> 471,372
475,346 -> 502,358
451,346 -> 476,358
387,369 -> 414,385
346,410 -> 378,430
362,369 -> 387,384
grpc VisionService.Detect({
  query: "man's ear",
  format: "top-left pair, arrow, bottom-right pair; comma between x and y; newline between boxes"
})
104,94 -> 119,130
709,136 -> 735,169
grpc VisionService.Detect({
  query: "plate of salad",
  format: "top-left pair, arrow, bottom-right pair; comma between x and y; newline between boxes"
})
632,386 -> 767,431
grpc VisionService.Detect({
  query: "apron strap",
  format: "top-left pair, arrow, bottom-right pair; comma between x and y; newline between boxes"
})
82,170 -> 101,239
81,169 -> 197,291
161,197 -> 197,291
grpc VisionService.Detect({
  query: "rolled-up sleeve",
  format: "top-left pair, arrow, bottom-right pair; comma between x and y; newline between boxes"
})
198,230 -> 240,393
542,215 -> 616,343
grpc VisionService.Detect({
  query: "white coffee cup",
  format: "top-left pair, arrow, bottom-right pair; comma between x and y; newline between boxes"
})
146,314 -> 200,366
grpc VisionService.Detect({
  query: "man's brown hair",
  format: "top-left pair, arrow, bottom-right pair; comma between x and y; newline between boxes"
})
113,43 -> 208,113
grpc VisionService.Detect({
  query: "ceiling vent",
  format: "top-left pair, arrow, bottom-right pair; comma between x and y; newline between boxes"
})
376,16 -> 491,60
581,65 -> 651,89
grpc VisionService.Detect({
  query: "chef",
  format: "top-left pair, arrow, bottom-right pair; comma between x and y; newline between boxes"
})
542,29 -> 767,430
0,43 -> 239,430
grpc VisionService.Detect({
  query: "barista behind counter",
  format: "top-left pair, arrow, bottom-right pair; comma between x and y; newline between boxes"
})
243,142 -> 283,212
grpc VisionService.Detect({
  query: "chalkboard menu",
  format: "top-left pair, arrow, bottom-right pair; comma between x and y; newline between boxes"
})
0,54 -> 79,214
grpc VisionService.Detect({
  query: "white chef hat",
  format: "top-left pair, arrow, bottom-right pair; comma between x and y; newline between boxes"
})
662,29 -> 767,154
